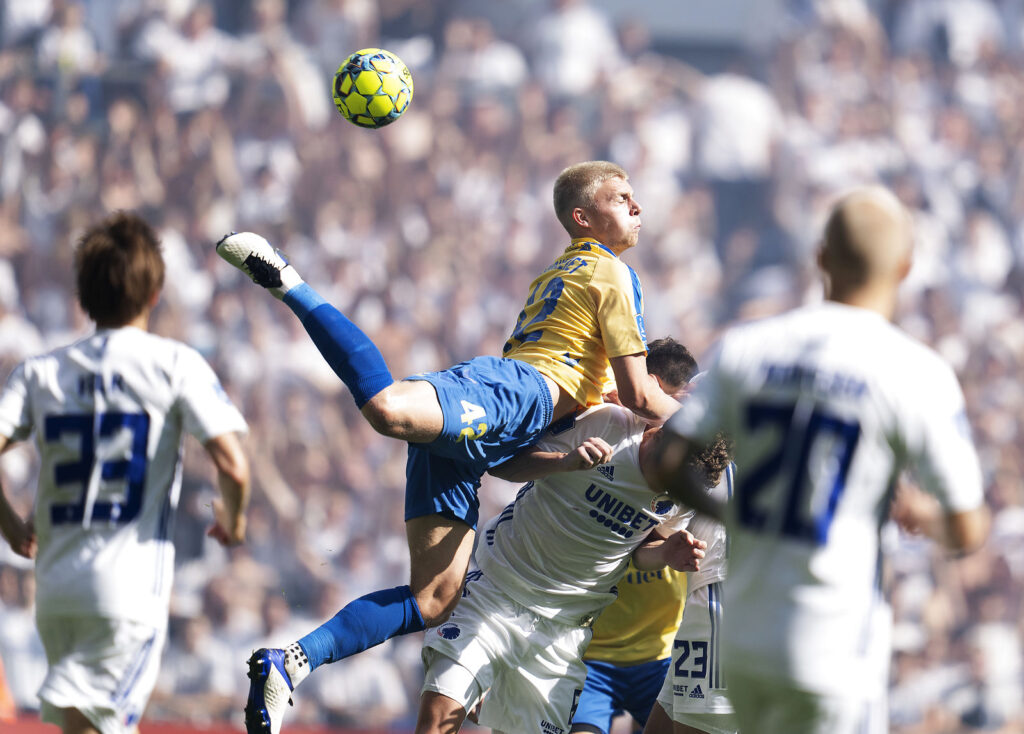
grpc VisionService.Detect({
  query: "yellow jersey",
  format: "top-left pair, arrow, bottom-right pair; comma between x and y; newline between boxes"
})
584,559 -> 687,665
503,238 -> 648,407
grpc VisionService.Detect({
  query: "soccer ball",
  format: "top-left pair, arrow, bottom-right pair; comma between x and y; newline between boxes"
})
332,48 -> 414,129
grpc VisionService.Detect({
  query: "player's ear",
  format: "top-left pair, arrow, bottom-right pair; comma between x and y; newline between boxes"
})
896,252 -> 912,283
572,207 -> 589,230
816,243 -> 832,297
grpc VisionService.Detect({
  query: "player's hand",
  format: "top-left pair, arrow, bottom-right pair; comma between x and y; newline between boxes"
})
891,482 -> 940,536
562,437 -> 613,472
661,529 -> 706,572
603,389 -> 622,406
206,499 -> 246,546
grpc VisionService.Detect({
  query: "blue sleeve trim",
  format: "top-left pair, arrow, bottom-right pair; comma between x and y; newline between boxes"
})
627,265 -> 647,346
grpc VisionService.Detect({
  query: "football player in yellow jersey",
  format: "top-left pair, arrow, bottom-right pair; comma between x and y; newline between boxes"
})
217,161 -> 680,734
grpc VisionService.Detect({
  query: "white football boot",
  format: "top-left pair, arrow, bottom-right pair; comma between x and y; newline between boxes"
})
216,232 -> 303,298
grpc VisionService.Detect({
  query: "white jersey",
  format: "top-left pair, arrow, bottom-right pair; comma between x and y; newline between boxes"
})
668,302 -> 983,697
684,464 -> 732,592
476,403 -> 685,625
0,327 -> 247,626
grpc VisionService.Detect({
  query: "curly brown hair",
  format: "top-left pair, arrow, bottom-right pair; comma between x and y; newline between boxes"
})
688,432 -> 733,488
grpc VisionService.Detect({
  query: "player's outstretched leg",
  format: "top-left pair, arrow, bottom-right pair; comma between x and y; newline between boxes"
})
216,232 -> 394,409
244,644 -> 308,734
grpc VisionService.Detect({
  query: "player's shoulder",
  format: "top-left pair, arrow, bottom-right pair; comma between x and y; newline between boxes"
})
575,402 -> 643,431
544,402 -> 641,443
12,335 -> 85,379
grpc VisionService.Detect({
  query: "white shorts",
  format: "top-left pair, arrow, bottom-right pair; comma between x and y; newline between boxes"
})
36,614 -> 166,734
656,582 -> 737,734
421,571 -> 591,734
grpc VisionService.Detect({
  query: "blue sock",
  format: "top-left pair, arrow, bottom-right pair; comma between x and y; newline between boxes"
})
282,283 -> 394,408
297,585 -> 426,669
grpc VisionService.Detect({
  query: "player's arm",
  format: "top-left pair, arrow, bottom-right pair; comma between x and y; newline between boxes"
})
203,432 -> 251,546
489,437 -> 613,483
632,525 -> 705,572
610,353 -> 681,423
901,367 -> 989,555
0,435 -> 35,559
892,482 -> 989,554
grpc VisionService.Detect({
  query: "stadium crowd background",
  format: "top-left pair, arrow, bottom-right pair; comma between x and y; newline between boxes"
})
0,0 -> 1022,731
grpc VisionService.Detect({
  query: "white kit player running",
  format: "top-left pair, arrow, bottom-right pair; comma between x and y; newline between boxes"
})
415,342 -> 711,734
650,186 -> 988,734
0,213 -> 251,734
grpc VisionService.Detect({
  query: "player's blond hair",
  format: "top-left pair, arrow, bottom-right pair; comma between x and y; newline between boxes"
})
553,161 -> 628,234
75,212 -> 164,327
820,186 -> 912,290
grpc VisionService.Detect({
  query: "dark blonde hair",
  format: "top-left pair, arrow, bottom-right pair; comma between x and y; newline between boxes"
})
75,212 -> 164,326
552,161 -> 628,234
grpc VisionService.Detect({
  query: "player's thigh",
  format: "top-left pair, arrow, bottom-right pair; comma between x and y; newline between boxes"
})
363,379 -> 444,442
479,619 -> 590,733
415,690 -> 469,734
406,514 -> 476,622
62,707 -> 101,734
642,702 -> 673,734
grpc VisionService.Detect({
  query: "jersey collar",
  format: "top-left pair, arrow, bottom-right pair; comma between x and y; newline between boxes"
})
568,238 -> 619,258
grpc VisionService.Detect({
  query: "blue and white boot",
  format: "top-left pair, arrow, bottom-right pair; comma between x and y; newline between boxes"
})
244,644 -> 310,734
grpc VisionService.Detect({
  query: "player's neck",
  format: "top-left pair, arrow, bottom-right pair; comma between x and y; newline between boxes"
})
600,241 -> 633,257
95,310 -> 151,333
826,286 -> 897,321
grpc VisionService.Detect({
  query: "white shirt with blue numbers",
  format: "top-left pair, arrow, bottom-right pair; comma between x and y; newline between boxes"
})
0,327 -> 247,626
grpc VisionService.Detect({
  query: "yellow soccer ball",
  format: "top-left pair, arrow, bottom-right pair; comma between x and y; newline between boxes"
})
332,48 -> 414,129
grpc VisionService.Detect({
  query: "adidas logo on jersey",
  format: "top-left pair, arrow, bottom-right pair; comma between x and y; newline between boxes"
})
689,685 -> 704,699
597,465 -> 615,481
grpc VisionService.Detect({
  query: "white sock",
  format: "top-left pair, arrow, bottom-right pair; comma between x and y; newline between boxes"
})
270,265 -> 305,300
282,643 -> 310,688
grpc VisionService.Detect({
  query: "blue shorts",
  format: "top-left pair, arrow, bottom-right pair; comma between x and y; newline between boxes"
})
571,658 -> 671,734
404,356 -> 553,528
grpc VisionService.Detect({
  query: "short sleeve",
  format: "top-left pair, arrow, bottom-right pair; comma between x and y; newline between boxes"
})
906,363 -> 983,513
590,258 -> 647,358
0,362 -> 33,441
176,348 -> 248,443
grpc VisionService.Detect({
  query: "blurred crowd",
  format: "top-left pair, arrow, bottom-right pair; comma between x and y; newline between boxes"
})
0,0 -> 1023,731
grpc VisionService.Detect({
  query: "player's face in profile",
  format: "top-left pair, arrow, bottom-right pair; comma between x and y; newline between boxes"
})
585,177 -> 642,250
